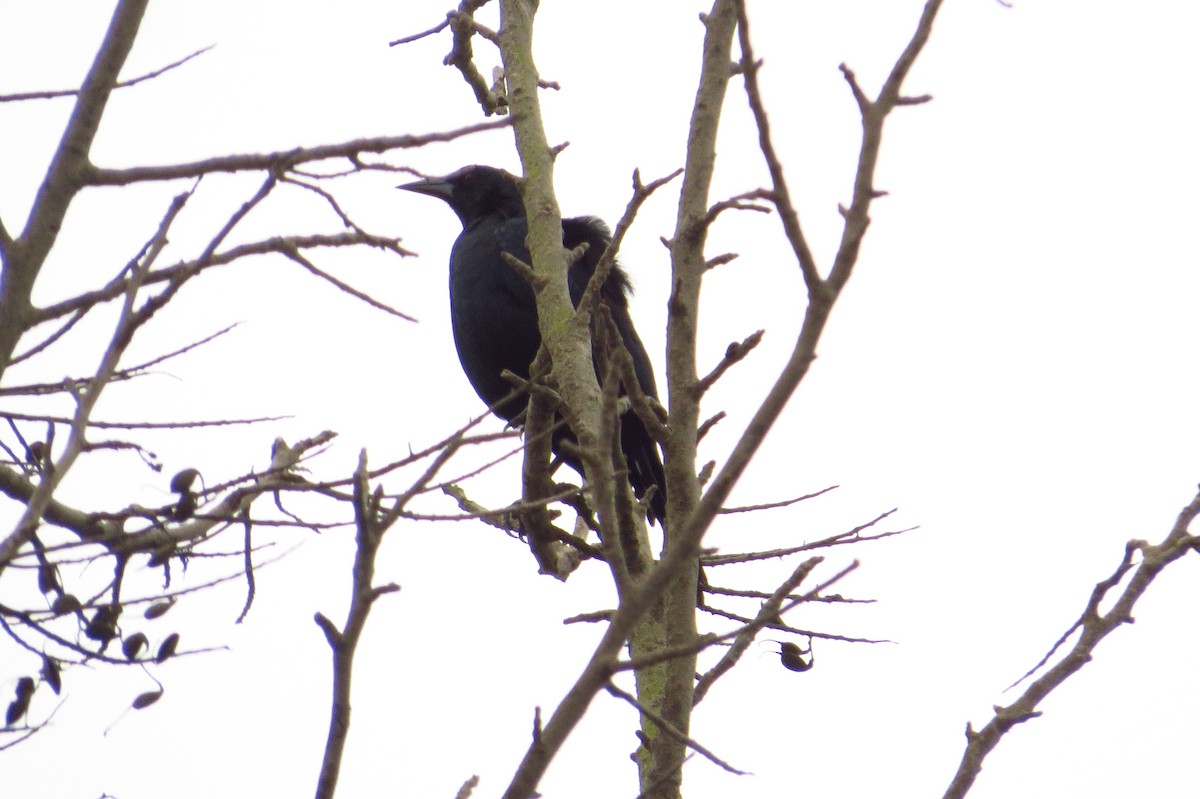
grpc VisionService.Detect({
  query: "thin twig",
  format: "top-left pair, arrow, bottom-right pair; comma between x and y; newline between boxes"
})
605,681 -> 746,775
33,231 -> 408,325
87,121 -> 511,186
704,509 -> 910,565
282,245 -> 417,321
719,484 -> 838,514
0,45 -> 214,103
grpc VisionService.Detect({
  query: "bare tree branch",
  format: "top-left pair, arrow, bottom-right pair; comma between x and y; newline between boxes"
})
684,0 -> 944,573
314,453 -> 400,799
693,558 -> 849,703
704,509 -> 912,565
605,681 -> 745,775
1,185 -> 188,569
718,484 -> 837,514
437,1 -> 507,115
0,412 -> 285,430
0,0 -> 150,374
0,45 -> 214,103
86,121 -> 510,186
33,232 -> 407,325
281,245 -> 417,321
941,486 -> 1200,799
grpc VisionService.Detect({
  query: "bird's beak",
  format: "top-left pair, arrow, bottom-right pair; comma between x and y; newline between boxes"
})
397,176 -> 453,202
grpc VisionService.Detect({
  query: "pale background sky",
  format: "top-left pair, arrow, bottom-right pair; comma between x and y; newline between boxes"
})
2,2 -> 1199,798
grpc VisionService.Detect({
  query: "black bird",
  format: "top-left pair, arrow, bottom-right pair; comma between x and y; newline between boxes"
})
400,165 -> 667,525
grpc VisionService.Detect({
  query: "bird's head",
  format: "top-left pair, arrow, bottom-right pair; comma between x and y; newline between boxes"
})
398,165 -> 524,227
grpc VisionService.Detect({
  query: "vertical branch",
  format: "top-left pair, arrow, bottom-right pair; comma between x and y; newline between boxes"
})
827,0 -> 942,293
631,2 -> 741,797
497,0 -> 611,507
490,3 -> 945,798
493,7 -> 639,795
667,0 -> 738,529
0,0 -> 149,375
313,452 -> 400,799
520,350 -> 577,578
493,8 -> 699,795
679,0 -> 946,560
733,3 -> 820,290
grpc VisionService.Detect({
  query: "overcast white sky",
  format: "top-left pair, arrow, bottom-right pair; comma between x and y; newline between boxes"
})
2,2 -> 1199,798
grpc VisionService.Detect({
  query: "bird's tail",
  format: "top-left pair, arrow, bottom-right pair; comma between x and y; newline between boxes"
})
622,415 -> 667,526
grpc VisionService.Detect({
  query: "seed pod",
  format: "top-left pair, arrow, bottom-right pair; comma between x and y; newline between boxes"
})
169,468 -> 200,494
51,594 -> 82,616
84,604 -> 122,643
132,690 -> 163,710
156,633 -> 180,663
122,633 -> 149,661
763,638 -> 815,672
143,600 -> 175,620
6,677 -> 35,725
40,656 -> 61,695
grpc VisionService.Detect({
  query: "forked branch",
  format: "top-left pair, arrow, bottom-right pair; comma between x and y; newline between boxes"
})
941,486 -> 1200,799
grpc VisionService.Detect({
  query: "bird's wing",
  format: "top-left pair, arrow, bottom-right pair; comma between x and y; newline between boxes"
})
449,217 -> 542,419
563,215 -> 658,399
563,216 -> 632,308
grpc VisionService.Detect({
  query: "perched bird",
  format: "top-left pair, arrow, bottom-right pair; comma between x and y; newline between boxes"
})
400,165 -> 666,525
